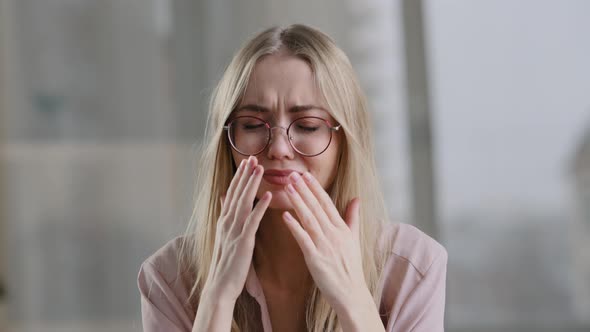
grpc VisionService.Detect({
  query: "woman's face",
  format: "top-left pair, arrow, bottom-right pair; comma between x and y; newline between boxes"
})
229,52 -> 342,210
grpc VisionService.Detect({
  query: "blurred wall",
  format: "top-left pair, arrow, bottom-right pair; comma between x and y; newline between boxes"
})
425,0 -> 590,328
0,0 -> 190,328
0,0 -> 23,326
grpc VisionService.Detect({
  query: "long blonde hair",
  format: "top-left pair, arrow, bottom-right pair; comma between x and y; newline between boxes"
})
178,24 -> 393,331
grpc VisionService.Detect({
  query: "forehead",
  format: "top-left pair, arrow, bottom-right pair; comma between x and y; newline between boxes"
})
241,53 -> 324,106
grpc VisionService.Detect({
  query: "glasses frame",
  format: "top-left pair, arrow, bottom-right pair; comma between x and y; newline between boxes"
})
223,115 -> 341,157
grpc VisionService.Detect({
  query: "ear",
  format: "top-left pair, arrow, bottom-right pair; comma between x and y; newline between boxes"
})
344,197 -> 361,240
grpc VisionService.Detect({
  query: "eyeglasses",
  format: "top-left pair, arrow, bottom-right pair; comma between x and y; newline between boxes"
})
223,116 -> 341,157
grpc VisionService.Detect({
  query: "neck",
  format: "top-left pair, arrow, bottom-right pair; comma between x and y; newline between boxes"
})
254,208 -> 311,293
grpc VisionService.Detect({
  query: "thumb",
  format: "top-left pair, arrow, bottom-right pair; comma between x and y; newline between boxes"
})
344,197 -> 361,240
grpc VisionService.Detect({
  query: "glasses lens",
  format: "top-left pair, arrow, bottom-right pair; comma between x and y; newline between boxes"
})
290,117 -> 332,156
229,117 -> 269,155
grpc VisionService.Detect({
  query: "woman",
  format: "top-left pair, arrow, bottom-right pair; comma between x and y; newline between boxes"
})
138,24 -> 447,332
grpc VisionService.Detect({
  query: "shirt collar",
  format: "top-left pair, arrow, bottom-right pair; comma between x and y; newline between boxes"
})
245,262 -> 263,298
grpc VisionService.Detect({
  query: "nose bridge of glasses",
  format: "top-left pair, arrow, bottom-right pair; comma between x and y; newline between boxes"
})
270,125 -> 287,132
269,125 -> 291,142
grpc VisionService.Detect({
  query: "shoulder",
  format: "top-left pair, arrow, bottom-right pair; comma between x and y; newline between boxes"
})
383,223 -> 447,277
138,235 -> 192,298
140,236 -> 186,282
377,223 -> 448,329
137,236 -> 196,330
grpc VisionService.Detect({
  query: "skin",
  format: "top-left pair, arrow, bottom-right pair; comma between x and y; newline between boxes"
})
194,50 -> 385,332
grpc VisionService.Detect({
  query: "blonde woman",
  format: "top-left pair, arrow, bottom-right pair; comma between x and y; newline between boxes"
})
138,24 -> 447,332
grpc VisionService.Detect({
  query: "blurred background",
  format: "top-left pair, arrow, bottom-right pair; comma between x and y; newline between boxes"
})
0,0 -> 589,331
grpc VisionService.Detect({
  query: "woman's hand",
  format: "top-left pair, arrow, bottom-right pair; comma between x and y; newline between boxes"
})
281,171 -> 368,311
281,172 -> 386,331
203,156 -> 271,303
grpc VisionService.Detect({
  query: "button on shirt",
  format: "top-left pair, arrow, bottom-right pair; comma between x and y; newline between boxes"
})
137,223 -> 448,331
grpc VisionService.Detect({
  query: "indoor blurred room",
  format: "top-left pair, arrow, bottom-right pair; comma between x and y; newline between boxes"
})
1,0 -> 589,331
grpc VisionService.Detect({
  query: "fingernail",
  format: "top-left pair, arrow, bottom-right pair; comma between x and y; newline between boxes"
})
303,172 -> 312,182
289,172 -> 300,182
286,184 -> 295,193
240,160 -> 245,169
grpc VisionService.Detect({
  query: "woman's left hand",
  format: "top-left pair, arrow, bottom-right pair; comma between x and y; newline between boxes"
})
282,171 -> 368,312
282,172 -> 386,331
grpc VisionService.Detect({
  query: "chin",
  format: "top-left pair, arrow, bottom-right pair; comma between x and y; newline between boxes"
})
260,189 -> 293,210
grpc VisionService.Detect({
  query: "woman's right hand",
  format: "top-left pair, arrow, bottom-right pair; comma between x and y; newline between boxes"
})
202,155 -> 271,303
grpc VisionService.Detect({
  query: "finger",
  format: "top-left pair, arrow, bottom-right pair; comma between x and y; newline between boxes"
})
288,172 -> 334,235
232,164 -> 264,236
283,211 -> 316,255
284,183 -> 325,244
237,164 -> 264,214
222,159 -> 246,216
228,156 -> 258,219
242,191 -> 272,238
302,172 -> 343,227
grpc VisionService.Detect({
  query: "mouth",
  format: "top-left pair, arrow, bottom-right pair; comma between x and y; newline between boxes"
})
263,169 -> 302,185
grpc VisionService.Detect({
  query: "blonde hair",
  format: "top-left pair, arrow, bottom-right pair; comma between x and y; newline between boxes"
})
178,24 -> 393,331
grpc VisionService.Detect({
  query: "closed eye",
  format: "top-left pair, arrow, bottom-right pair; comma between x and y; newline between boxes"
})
297,125 -> 320,132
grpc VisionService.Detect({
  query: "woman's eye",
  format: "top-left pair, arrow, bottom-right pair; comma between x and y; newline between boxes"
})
297,125 -> 319,132
243,123 -> 265,130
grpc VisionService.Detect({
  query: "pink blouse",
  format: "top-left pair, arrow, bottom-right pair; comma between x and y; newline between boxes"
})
137,223 -> 447,331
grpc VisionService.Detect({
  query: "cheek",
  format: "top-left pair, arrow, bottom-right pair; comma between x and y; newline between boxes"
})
231,151 -> 247,169
309,144 -> 341,190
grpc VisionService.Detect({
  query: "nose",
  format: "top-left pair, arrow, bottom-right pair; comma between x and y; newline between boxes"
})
265,126 -> 295,160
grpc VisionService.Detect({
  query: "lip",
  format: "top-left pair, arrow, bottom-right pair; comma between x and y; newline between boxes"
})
263,169 -> 303,185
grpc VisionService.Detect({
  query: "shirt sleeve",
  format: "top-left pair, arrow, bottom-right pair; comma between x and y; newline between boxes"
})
138,261 -> 194,332
387,248 -> 448,332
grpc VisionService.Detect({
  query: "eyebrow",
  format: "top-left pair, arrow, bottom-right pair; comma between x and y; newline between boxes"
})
236,104 -> 328,114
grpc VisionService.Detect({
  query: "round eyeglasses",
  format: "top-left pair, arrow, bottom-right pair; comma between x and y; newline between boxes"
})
223,116 -> 341,157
